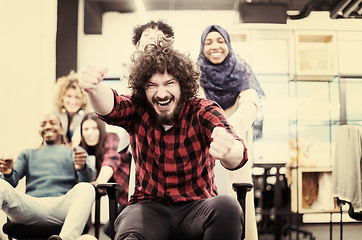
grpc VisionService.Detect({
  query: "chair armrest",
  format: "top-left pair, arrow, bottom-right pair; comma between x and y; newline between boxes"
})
96,183 -> 124,194
232,183 -> 253,194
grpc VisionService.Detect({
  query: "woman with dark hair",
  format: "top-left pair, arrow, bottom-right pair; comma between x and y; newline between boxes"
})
79,112 -> 131,237
79,112 -> 107,173
198,24 -> 265,240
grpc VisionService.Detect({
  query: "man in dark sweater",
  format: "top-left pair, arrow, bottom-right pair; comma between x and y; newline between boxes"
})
0,113 -> 96,240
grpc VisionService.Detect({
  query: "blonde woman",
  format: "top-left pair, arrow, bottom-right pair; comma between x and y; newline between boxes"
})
54,71 -> 91,147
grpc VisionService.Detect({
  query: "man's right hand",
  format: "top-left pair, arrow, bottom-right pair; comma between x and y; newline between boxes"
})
0,157 -> 14,176
80,64 -> 108,94
79,64 -> 114,116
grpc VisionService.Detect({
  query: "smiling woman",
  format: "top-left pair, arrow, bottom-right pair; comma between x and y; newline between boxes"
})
197,24 -> 265,240
54,71 -> 92,147
79,112 -> 107,174
202,31 -> 229,64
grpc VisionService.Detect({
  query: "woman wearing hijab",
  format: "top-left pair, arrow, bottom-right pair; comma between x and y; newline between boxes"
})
198,24 -> 265,240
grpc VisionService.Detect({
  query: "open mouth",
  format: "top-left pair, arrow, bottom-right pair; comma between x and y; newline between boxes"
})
210,52 -> 223,58
43,129 -> 56,136
154,98 -> 173,112
157,99 -> 171,106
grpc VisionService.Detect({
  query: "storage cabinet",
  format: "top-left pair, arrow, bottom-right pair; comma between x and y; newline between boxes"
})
229,30 -> 251,63
293,31 -> 338,80
250,30 -> 291,74
287,77 -> 341,215
337,31 -> 362,75
290,167 -> 339,213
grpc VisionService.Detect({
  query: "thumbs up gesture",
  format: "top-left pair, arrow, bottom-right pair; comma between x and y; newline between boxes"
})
73,148 -> 87,170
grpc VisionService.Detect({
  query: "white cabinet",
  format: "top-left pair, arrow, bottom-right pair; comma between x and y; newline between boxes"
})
250,30 -> 291,74
290,167 -> 340,213
229,30 -> 252,63
293,31 -> 338,80
337,31 -> 362,75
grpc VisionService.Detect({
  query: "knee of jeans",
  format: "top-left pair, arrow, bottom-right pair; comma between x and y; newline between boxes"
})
214,195 -> 242,217
0,179 -> 11,194
75,182 -> 96,199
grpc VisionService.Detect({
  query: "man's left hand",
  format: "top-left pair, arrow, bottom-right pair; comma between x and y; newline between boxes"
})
73,148 -> 87,170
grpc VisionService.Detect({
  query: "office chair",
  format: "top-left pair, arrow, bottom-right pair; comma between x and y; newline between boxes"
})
2,190 -> 101,240
98,182 -> 253,240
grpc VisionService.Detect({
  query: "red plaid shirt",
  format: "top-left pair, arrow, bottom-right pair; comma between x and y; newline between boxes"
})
99,90 -> 248,204
102,132 -> 131,206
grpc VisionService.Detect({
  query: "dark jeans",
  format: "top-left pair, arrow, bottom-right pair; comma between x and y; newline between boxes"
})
114,195 -> 243,240
103,205 -> 127,237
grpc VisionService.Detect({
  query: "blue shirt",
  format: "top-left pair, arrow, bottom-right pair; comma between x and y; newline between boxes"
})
2,145 -> 96,197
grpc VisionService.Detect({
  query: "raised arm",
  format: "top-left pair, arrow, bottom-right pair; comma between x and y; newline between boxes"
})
80,64 -> 114,116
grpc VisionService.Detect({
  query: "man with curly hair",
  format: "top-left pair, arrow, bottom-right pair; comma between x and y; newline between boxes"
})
80,39 -> 248,240
132,20 -> 174,51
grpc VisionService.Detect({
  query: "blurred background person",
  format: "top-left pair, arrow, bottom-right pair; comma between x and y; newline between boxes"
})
132,20 -> 174,51
0,113 -> 96,240
79,112 -> 108,174
54,71 -> 92,147
197,24 -> 265,240
79,112 -> 132,237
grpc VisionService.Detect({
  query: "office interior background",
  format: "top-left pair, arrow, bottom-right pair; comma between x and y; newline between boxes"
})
1,0 -> 362,239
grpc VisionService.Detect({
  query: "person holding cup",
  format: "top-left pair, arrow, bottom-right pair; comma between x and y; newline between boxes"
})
0,113 -> 96,240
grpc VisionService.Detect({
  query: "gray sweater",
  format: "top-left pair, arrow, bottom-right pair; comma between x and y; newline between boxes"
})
2,145 -> 96,197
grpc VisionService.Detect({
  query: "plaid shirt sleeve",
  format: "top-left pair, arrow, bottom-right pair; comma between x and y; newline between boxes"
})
102,132 -> 131,206
199,99 -> 248,170
98,89 -> 135,132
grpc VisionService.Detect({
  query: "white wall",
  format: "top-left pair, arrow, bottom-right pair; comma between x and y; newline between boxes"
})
78,8 -> 362,77
0,1 -> 57,237
0,0 -> 57,155
77,4 -> 240,76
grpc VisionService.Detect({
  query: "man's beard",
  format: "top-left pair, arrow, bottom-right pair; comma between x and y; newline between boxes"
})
43,134 -> 60,145
147,99 -> 184,125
